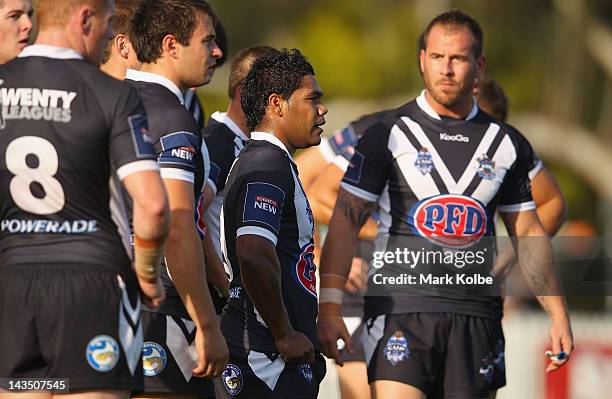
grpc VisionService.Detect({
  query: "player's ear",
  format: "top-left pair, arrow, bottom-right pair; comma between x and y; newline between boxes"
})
268,93 -> 285,117
117,35 -> 130,59
162,34 -> 179,59
79,5 -> 94,34
419,49 -> 426,75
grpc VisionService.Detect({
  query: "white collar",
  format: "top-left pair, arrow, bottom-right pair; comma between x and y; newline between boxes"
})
211,111 -> 249,141
18,44 -> 83,60
250,131 -> 294,161
125,69 -> 184,104
417,90 -> 479,121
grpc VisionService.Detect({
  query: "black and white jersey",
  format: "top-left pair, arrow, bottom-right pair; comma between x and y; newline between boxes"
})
341,91 -> 538,320
326,104 -> 543,181
125,69 -> 209,318
202,111 -> 248,258
184,88 -> 205,130
0,45 -> 158,274
220,132 -> 317,352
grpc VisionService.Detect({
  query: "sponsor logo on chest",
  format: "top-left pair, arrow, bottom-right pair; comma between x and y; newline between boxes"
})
409,194 -> 488,248
440,132 -> 469,142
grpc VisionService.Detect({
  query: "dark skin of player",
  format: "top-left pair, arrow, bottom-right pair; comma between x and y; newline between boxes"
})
236,74 -> 327,364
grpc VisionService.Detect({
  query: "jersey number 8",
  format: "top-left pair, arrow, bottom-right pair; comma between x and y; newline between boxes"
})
5,136 -> 66,215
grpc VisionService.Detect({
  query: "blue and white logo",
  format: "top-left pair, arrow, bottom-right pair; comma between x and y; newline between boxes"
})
298,362 -> 313,384
479,352 -> 495,383
222,364 -> 243,395
142,341 -> 167,377
86,335 -> 120,372
477,155 -> 496,180
415,147 -> 434,175
383,331 -> 409,366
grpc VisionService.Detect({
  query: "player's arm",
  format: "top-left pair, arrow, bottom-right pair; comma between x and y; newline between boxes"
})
200,184 -> 229,297
237,235 -> 314,364
308,161 -> 377,240
501,209 -> 573,372
122,171 -> 169,308
531,167 -> 568,236
162,178 -> 228,377
318,188 -> 375,364
294,146 -> 329,190
109,92 -> 170,308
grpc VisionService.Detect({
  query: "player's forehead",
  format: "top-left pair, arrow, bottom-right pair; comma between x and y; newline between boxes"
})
192,11 -> 215,40
294,75 -> 322,98
425,23 -> 474,55
0,0 -> 31,12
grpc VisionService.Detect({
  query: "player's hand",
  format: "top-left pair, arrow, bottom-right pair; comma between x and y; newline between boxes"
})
275,330 -> 315,364
345,257 -> 366,293
138,277 -> 166,309
193,322 -> 229,378
546,318 -> 573,372
317,311 -> 353,366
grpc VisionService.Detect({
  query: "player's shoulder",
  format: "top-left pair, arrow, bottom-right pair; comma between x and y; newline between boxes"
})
350,101 -> 415,143
203,119 -> 236,144
240,141 -> 293,172
129,81 -> 199,135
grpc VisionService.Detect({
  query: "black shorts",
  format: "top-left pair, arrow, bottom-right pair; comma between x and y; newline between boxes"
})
138,310 -> 215,397
0,265 -> 143,392
216,344 -> 326,399
362,312 -> 506,399
340,317 -> 366,363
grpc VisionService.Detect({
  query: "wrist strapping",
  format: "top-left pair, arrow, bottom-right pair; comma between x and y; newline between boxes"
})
134,235 -> 164,282
319,287 -> 343,305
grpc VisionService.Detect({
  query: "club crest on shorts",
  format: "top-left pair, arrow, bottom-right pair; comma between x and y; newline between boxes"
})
383,331 -> 409,366
415,147 -> 434,175
142,341 -> 167,377
477,155 -> 496,180
493,339 -> 505,371
479,352 -> 495,383
298,362 -> 314,384
222,364 -> 243,395
86,335 -> 120,372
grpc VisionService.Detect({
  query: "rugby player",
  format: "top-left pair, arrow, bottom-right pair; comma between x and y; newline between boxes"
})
0,0 -> 32,65
200,45 -> 278,297
185,18 -> 228,130
0,0 -> 170,397
218,49 -> 327,398
126,0 -> 228,397
99,0 -> 141,80
317,9 -> 573,399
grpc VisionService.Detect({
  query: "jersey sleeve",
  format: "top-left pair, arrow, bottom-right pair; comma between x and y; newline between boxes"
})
110,87 -> 159,180
340,121 -> 392,202
498,131 -> 537,213
204,134 -> 236,195
234,168 -> 293,246
156,130 -> 201,183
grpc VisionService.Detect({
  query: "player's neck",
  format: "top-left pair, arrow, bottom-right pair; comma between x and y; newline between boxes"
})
140,63 -> 185,93
226,101 -> 249,137
100,59 -> 127,81
35,30 -> 84,56
424,90 -> 474,120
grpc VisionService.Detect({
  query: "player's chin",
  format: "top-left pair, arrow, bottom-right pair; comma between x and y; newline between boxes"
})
310,127 -> 323,145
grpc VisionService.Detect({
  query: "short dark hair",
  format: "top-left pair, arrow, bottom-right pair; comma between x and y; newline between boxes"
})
102,0 -> 141,64
130,0 -> 216,64
478,75 -> 509,122
241,48 -> 315,132
421,9 -> 484,59
228,45 -> 278,99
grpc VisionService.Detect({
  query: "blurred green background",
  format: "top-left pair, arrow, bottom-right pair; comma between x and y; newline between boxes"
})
200,0 -> 612,310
